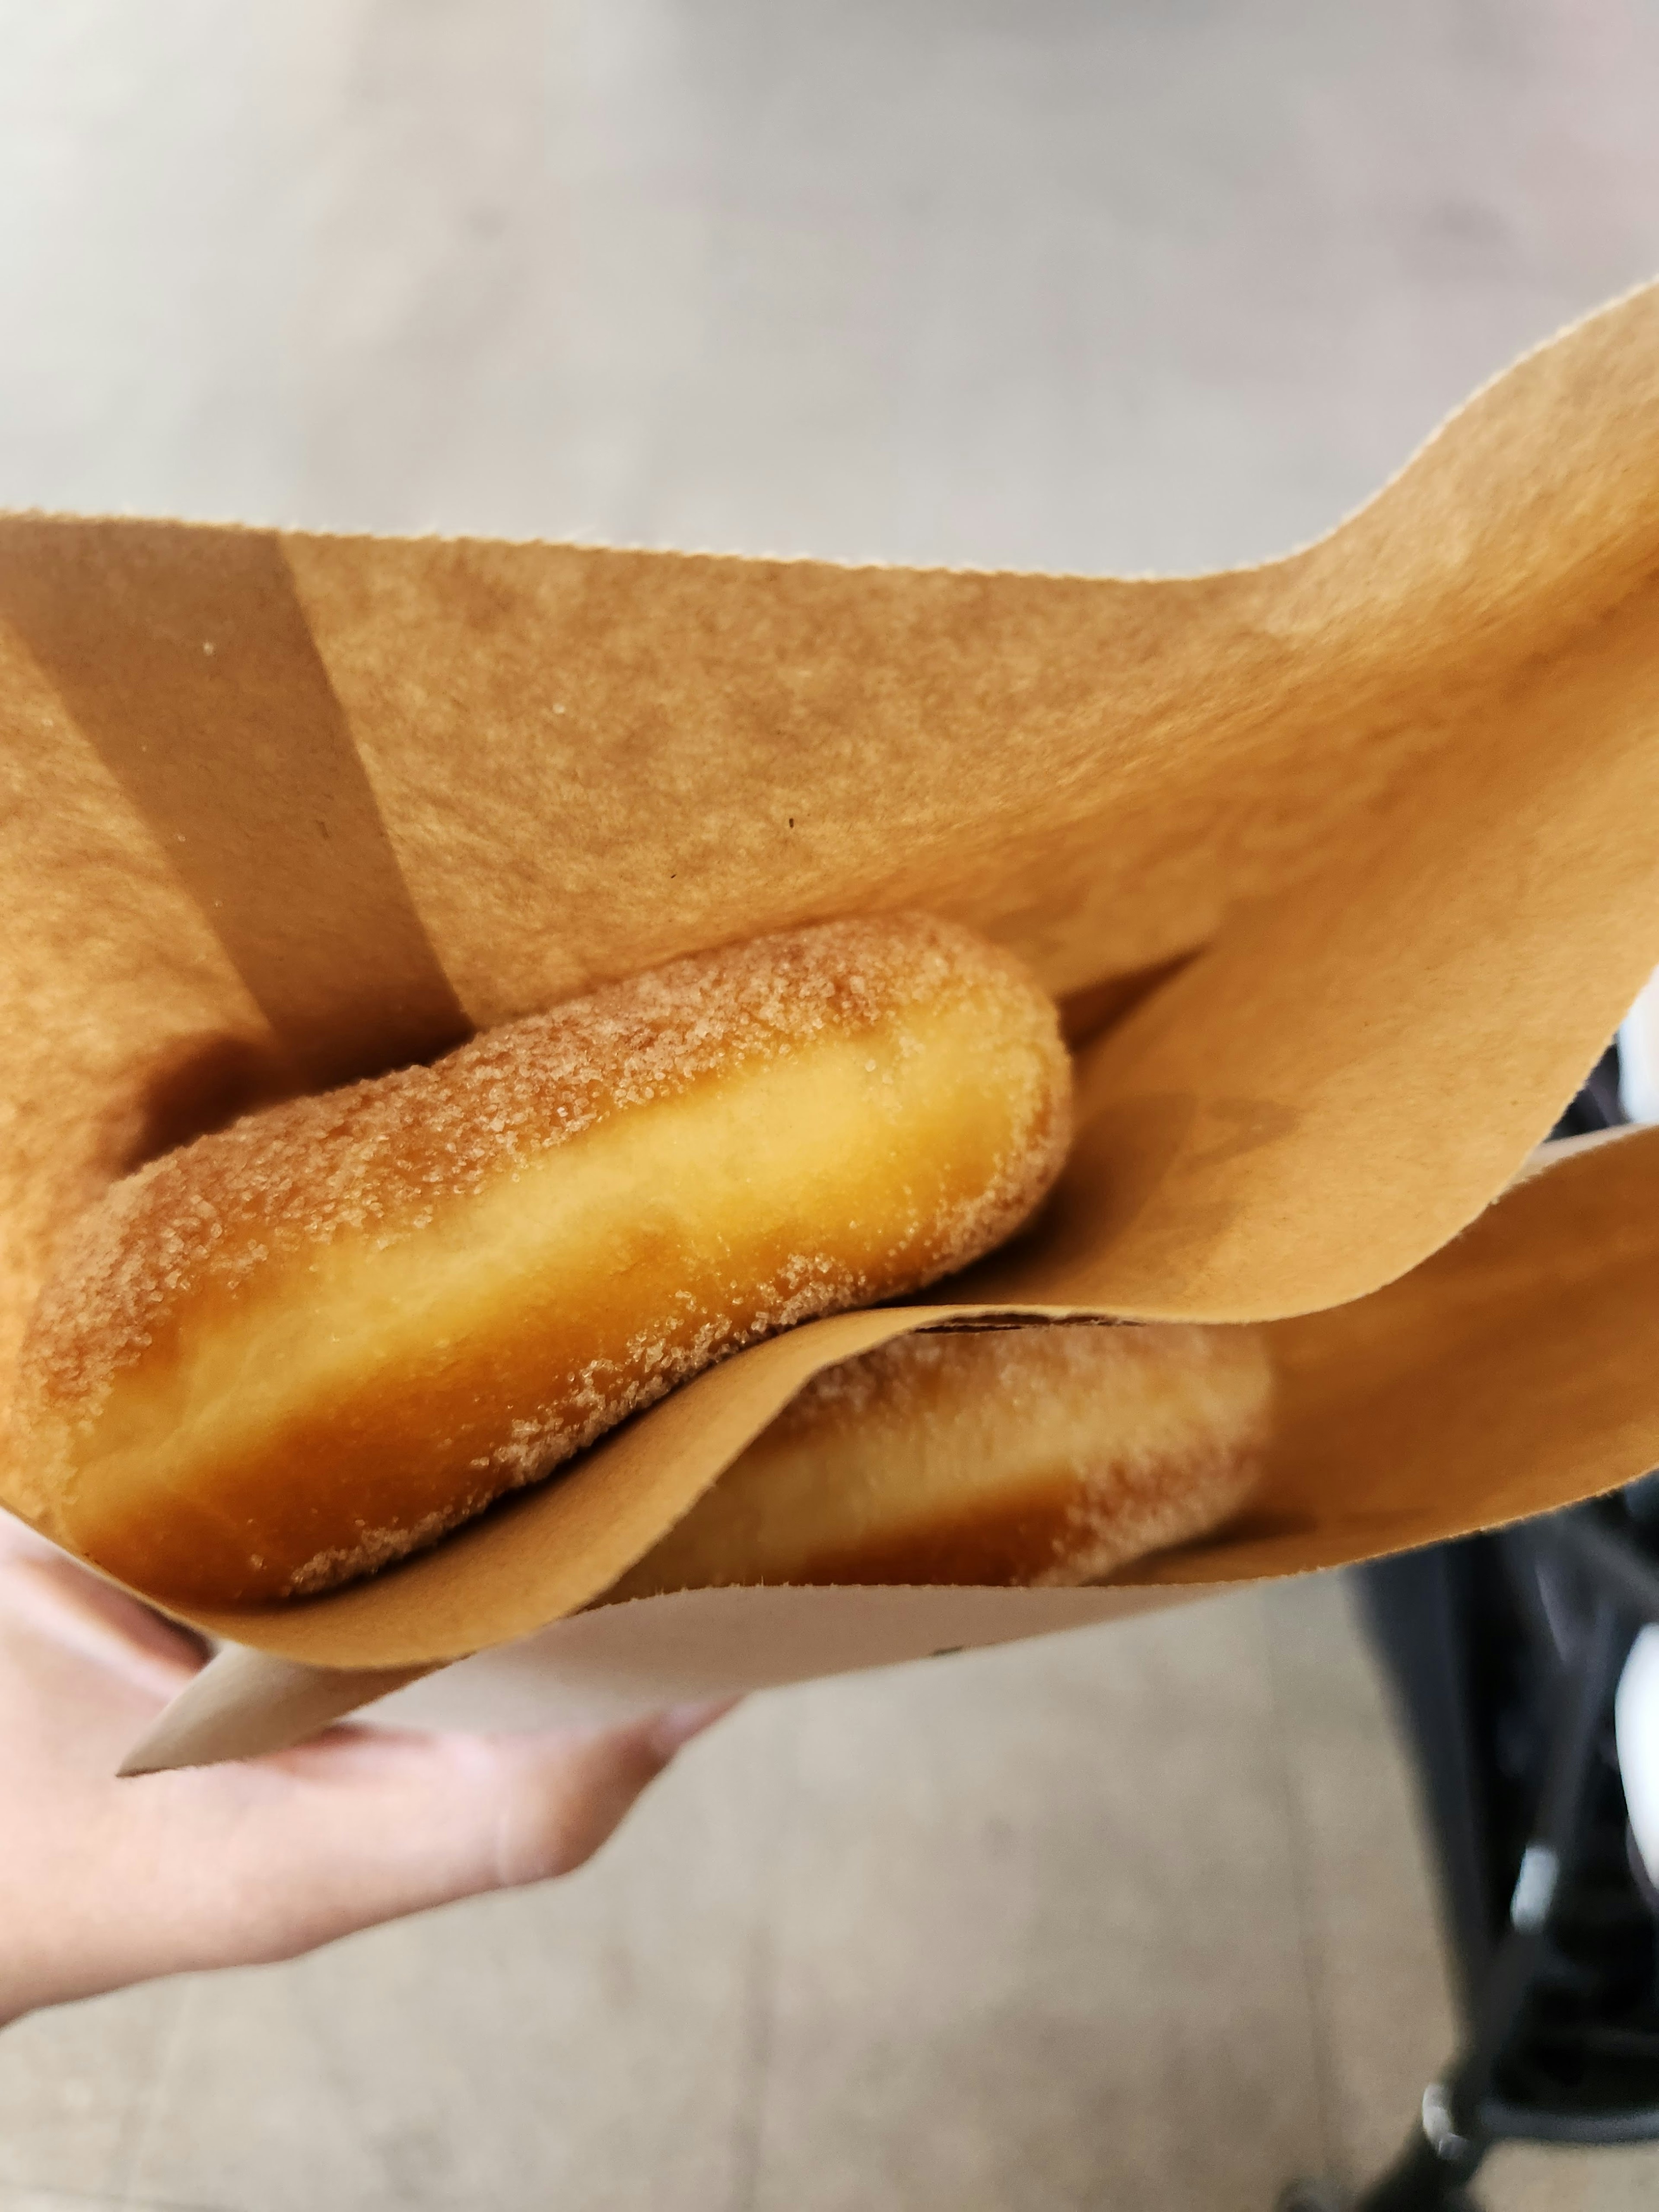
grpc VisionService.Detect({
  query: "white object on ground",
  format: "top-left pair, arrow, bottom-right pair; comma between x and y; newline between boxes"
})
1618,967 -> 1659,1124
1614,1624 -> 1659,1883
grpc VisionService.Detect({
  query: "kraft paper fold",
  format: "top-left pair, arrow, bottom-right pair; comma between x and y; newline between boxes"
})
4,283 -> 1659,1761
121,1126 -> 1659,1770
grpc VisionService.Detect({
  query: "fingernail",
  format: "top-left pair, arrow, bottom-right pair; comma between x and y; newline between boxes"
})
649,1698 -> 738,1755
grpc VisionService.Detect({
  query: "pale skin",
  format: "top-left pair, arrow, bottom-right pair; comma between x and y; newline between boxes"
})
0,1510 -> 729,2025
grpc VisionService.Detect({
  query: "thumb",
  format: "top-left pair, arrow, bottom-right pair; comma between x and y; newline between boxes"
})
89,1705 -> 735,1997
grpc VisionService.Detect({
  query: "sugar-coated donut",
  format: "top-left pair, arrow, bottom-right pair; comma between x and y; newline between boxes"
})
601,1322 -> 1270,1600
18,916 -> 1071,1608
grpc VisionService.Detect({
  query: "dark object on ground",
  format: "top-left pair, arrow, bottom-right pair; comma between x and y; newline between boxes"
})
1279,1044 -> 1659,2209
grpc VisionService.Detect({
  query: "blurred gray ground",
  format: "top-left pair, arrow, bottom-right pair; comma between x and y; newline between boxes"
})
3,3 -> 1659,2206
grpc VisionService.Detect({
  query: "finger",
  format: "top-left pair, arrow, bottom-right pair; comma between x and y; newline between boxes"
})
3,1720 -> 669,2014
485,1700 -> 735,1887
0,1566 -> 204,1787
2,1546 -> 205,1691
108,1704 -> 735,1977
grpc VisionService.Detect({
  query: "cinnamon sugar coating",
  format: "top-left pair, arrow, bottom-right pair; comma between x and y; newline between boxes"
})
603,1321 -> 1271,1600
17,915 -> 1072,1606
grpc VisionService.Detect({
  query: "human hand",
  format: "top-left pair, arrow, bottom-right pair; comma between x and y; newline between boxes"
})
0,1509 -> 729,2023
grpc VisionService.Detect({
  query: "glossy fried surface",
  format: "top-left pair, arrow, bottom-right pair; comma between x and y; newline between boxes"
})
602,1322 -> 1271,1599
18,916 -> 1071,1607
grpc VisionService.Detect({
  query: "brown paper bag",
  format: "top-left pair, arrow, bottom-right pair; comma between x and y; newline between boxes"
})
5,280 -> 1659,1768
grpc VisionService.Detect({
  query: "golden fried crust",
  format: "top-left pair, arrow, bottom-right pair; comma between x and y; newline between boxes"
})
17,916 -> 1071,1607
601,1322 -> 1271,1599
